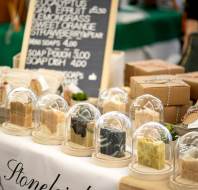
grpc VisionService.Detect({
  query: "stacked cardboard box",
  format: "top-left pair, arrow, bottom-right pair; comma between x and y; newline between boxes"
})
130,75 -> 191,124
177,72 -> 198,101
125,59 -> 184,86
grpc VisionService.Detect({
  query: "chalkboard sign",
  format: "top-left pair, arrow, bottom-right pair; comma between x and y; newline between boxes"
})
20,0 -> 118,97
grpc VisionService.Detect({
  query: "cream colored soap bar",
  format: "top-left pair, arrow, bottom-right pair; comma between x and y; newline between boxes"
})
40,109 -> 65,135
134,108 -> 160,129
10,101 -> 33,128
137,137 -> 165,170
103,100 -> 126,113
181,151 -> 198,182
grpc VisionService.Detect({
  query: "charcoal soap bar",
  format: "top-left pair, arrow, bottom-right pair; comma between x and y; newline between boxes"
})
100,127 -> 126,158
71,117 -> 87,137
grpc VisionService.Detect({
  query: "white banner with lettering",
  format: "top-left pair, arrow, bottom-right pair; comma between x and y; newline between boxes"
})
0,131 -> 128,190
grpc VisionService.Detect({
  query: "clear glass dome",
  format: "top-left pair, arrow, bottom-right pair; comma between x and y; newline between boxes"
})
130,94 -> 163,129
32,94 -> 68,145
63,103 -> 101,156
170,132 -> 198,190
93,111 -> 132,167
2,87 -> 37,136
97,87 -> 128,114
130,122 -> 173,180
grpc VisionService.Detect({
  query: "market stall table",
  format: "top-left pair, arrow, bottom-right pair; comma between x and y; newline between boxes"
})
0,131 -> 128,190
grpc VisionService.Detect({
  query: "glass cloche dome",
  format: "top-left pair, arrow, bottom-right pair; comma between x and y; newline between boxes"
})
62,102 -> 101,156
130,94 -> 163,129
93,111 -> 132,167
1,87 -> 37,136
170,132 -> 198,190
32,94 -> 68,145
97,87 -> 128,114
130,122 -> 173,180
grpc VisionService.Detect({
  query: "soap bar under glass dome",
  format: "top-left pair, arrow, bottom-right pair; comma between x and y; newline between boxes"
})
170,132 -> 198,190
32,94 -> 68,145
130,122 -> 172,180
68,103 -> 101,148
98,87 -> 128,114
130,94 -> 163,129
1,87 -> 37,136
93,111 -> 132,167
95,111 -> 132,158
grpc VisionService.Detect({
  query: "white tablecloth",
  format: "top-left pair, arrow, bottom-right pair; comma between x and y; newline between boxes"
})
0,131 -> 128,190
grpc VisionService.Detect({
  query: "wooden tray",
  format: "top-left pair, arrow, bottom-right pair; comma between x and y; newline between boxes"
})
1,122 -> 32,136
119,176 -> 171,190
62,142 -> 94,157
92,152 -> 131,168
32,131 -> 64,145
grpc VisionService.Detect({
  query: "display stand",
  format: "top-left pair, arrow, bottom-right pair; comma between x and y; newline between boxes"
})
129,162 -> 172,180
92,152 -> 131,168
32,131 -> 64,145
62,142 -> 94,157
119,176 -> 171,190
1,122 -> 32,136
169,175 -> 198,190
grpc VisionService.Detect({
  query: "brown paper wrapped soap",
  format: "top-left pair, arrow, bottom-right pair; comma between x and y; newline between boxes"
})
125,59 -> 184,86
164,104 -> 191,124
177,72 -> 198,100
130,75 -> 190,106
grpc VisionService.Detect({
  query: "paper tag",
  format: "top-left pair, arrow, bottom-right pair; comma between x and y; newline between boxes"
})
37,76 -> 49,92
188,119 -> 198,129
65,83 -> 82,94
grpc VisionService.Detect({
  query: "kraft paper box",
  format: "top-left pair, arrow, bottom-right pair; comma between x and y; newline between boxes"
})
177,72 -> 198,100
130,75 -> 190,106
125,59 -> 184,86
164,104 -> 191,124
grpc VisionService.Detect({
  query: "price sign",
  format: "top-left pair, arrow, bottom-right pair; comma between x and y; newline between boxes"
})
20,0 -> 118,97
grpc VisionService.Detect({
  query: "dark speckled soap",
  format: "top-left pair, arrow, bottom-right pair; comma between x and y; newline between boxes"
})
100,127 -> 126,158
